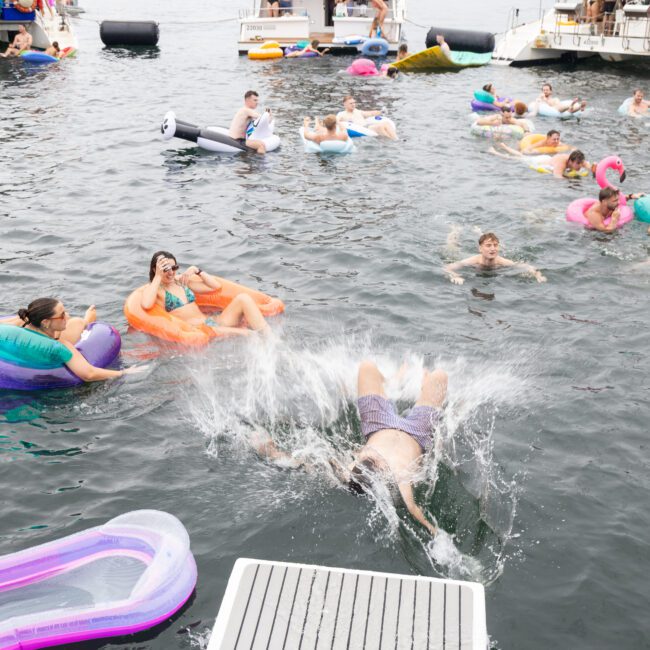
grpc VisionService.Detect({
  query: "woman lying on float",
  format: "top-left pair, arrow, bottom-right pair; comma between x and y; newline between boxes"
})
140,252 -> 271,337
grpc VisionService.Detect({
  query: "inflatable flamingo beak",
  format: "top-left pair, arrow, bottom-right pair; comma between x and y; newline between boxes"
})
620,169 -> 627,183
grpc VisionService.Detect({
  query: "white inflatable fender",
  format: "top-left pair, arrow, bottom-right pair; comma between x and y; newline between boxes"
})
300,128 -> 355,154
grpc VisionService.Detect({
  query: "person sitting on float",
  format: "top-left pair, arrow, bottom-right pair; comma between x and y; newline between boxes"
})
44,41 -> 60,58
628,89 -> 649,117
481,83 -> 512,109
1,24 -> 33,58
584,187 -> 645,232
521,129 -> 567,154
0,299 -> 144,381
444,233 -> 546,285
285,39 -> 330,57
494,144 -> 592,179
303,115 -> 350,144
228,90 -> 270,155
337,95 -> 397,140
474,106 -> 532,132
435,34 -> 451,59
536,82 -> 586,114
141,252 -> 270,336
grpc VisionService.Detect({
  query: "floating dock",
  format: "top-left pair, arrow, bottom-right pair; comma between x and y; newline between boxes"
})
208,558 -> 488,649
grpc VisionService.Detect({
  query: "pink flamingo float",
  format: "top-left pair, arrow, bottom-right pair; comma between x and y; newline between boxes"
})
566,155 -> 634,229
346,58 -> 389,76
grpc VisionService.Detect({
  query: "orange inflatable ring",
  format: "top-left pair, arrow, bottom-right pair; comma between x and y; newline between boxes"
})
124,278 -> 285,346
519,133 -> 571,154
14,0 -> 37,12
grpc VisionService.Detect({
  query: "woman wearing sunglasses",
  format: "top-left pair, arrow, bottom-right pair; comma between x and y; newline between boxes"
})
0,298 -> 144,381
141,251 -> 270,336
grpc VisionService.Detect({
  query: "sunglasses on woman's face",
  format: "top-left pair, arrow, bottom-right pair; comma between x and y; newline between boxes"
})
50,310 -> 68,321
164,265 -> 180,272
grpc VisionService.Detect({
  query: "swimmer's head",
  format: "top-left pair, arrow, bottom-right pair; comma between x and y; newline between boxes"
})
482,83 -> 495,95
633,88 -> 644,102
343,95 -> 356,110
347,458 -> 379,495
546,129 -> 561,146
150,250 -> 177,281
568,150 -> 585,170
478,233 -> 500,258
323,114 -> 337,131
386,67 -> 399,79
599,186 -> 620,210
514,101 -> 528,116
244,90 -> 259,108
17,297 -> 63,330
542,82 -> 552,96
311,39 -> 320,48
398,43 -> 408,53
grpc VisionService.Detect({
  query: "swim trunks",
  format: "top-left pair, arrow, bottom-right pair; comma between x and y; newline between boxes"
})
357,394 -> 441,452
603,1 -> 615,11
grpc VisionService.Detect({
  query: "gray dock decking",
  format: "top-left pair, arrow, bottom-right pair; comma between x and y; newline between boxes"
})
208,559 -> 488,650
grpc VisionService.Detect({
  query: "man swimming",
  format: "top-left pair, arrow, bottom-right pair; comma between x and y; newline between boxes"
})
228,90 -> 270,154
252,360 -> 447,536
628,89 -> 649,118
493,143 -> 592,179
536,82 -> 586,114
474,106 -> 532,132
337,95 -> 397,140
302,115 -> 350,144
444,232 -> 546,285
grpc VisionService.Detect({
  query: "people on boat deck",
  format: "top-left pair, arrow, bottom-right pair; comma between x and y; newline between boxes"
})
44,41 -> 60,58
628,89 -> 649,117
369,0 -> 388,36
228,90 -> 270,155
266,0 -> 279,18
303,115 -> 350,143
0,299 -> 145,381
141,251 -> 270,336
252,359 -> 446,536
493,144 -> 592,179
337,95 -> 398,139
395,42 -> 409,61
521,129 -> 566,154
334,0 -> 348,17
1,24 -> 32,58
536,83 -> 587,113
444,232 -> 546,285
286,39 -> 330,57
474,106 -> 532,132
481,83 -> 512,109
278,0 -> 292,16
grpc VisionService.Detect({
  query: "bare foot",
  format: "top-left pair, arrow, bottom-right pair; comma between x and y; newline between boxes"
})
84,305 -> 97,325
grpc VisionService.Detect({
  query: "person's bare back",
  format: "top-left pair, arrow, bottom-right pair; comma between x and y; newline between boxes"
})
228,106 -> 258,139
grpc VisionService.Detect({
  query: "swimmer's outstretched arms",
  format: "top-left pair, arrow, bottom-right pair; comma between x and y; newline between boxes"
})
444,232 -> 546,285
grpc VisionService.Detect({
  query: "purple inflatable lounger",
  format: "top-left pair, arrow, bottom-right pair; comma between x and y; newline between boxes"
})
0,510 -> 197,649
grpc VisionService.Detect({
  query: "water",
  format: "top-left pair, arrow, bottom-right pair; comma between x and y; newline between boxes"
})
1,0 -> 649,647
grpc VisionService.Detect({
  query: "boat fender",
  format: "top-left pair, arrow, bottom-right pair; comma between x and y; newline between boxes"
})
14,0 -> 36,13
100,20 -> 160,47
425,27 -> 495,53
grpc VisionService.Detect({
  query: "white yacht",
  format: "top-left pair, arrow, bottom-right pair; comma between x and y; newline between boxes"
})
0,5 -> 77,52
238,0 -> 405,54
493,1 -> 650,65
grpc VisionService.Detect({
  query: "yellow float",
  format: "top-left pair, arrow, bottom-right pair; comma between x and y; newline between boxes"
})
519,133 -> 572,154
248,41 -> 284,60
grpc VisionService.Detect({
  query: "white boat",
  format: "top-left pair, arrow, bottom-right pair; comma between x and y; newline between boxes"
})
493,1 -> 650,65
0,5 -> 77,52
207,558 -> 489,649
238,0 -> 405,54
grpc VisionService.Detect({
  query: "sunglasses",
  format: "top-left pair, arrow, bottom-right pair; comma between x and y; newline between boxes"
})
164,265 -> 180,272
50,310 -> 69,321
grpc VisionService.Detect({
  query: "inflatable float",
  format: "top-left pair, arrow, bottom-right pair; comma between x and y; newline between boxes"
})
343,115 -> 396,138
470,120 -> 524,139
248,41 -> 283,60
519,133 -> 571,154
284,44 -> 318,57
634,195 -> 650,223
345,58 -> 390,76
566,156 -> 634,228
535,101 -> 585,120
161,111 -> 280,154
0,510 -> 196,649
300,128 -> 354,154
359,37 -> 389,57
0,322 -> 121,391
392,46 -> 491,71
527,155 -> 589,178
618,97 -> 634,116
470,90 -> 512,113
20,47 -> 76,63
124,277 -> 284,346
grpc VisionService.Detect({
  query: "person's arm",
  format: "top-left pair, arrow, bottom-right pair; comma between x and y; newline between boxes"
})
302,117 -> 319,142
0,316 -> 22,326
513,262 -> 547,282
444,256 -> 476,284
64,345 -> 143,382
361,109 -> 381,118
184,266 -> 222,293
140,256 -> 166,309
26,35 -> 33,49
587,207 -> 620,232
552,156 -> 568,178
398,483 -> 437,535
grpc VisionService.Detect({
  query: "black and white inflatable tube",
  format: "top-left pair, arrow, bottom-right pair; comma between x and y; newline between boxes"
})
425,27 -> 495,54
161,111 -> 280,154
100,20 -> 160,47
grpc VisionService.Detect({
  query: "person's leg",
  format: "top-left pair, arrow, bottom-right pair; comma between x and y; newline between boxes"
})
246,138 -> 266,154
59,317 -> 86,344
357,360 -> 386,398
415,369 -> 447,408
216,293 -> 269,332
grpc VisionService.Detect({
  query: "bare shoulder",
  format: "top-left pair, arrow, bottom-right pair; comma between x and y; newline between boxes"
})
495,256 -> 515,267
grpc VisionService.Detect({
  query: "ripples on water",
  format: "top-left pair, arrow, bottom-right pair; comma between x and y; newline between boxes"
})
1,0 -> 649,648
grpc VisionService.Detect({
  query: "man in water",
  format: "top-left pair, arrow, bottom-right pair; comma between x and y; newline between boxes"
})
337,95 -> 397,139
474,106 -> 532,132
520,129 -> 567,154
493,143 -> 592,179
444,232 -> 546,285
1,24 -> 33,57
252,360 -> 446,536
228,90 -> 269,155
536,82 -> 586,114
302,114 -> 350,144
585,187 -> 645,232
628,89 -> 649,117
395,42 -> 409,61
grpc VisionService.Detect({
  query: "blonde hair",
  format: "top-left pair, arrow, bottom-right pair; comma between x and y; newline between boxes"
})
323,114 -> 337,130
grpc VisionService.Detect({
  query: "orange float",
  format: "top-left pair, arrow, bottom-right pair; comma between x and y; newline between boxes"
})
14,0 -> 37,12
124,277 -> 285,346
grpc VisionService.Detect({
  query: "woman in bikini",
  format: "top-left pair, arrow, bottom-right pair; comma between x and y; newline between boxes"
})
140,251 -> 270,336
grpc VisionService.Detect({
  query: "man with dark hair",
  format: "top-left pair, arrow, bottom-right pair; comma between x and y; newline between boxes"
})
494,142 -> 592,178
444,232 -> 546,285
628,89 -> 649,117
537,82 -> 586,114
228,90 -> 269,154
584,187 -> 622,232
252,360 -> 447,536
521,129 -> 568,154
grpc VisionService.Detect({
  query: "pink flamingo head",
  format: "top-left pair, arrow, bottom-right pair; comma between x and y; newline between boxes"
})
595,156 -> 626,190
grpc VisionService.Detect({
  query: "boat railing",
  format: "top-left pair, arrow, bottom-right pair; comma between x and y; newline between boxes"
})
239,4 -> 309,19
504,5 -> 545,31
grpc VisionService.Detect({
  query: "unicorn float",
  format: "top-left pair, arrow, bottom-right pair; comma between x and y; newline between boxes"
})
566,156 -> 634,229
